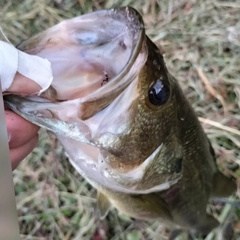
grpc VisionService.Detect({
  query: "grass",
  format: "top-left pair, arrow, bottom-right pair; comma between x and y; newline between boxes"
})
1,0 -> 240,239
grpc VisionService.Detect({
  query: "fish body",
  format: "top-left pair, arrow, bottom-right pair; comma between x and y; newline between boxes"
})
5,7 -> 236,234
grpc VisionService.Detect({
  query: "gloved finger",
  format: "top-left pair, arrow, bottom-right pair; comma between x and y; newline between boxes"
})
7,73 -> 41,95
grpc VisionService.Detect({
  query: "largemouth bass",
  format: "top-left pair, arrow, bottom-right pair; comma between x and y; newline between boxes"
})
5,7 -> 236,235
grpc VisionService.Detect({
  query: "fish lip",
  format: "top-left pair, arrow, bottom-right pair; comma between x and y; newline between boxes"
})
103,6 -> 144,25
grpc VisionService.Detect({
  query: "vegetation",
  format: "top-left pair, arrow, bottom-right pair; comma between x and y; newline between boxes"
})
1,0 -> 240,239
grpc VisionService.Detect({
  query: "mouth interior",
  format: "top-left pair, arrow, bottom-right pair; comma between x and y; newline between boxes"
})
19,9 -> 143,101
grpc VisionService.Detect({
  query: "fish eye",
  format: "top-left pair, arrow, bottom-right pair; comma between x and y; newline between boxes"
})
148,78 -> 170,106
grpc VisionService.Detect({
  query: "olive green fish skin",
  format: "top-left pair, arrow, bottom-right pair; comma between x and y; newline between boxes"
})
91,36 -> 235,234
5,7 -> 236,235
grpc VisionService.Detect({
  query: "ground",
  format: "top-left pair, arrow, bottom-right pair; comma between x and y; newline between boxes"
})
1,0 -> 240,239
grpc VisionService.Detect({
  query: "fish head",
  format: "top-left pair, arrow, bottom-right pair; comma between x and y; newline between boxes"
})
5,7 -> 185,193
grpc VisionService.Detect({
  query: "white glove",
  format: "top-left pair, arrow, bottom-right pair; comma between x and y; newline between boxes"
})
0,41 -> 53,94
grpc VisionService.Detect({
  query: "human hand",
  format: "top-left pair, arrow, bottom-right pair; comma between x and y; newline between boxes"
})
0,40 -> 52,170
5,73 -> 41,170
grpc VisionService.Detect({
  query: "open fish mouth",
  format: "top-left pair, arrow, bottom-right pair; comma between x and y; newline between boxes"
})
15,7 -> 146,120
6,7 -> 148,142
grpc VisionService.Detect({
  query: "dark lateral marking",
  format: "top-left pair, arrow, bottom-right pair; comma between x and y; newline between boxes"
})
175,158 -> 182,173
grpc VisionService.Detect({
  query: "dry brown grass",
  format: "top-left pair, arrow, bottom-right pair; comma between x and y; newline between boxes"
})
1,0 -> 240,239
